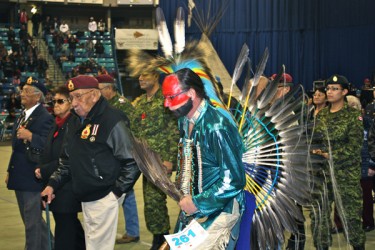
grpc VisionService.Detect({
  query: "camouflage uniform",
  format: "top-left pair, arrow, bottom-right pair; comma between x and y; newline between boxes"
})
132,88 -> 178,234
108,93 -> 135,127
311,103 -> 365,248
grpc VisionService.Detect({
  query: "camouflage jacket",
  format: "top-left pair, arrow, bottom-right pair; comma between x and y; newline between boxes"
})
315,103 -> 363,177
132,88 -> 178,163
108,93 -> 135,129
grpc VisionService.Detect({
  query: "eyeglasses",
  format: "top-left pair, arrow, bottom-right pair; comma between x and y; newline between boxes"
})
164,90 -> 188,101
52,99 -> 70,105
69,90 -> 94,101
20,88 -> 38,95
325,87 -> 343,91
99,86 -> 110,91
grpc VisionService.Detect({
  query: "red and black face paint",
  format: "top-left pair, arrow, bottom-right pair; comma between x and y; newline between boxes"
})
162,74 -> 193,118
162,75 -> 190,107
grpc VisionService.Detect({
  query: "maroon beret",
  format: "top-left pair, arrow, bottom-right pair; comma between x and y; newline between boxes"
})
271,73 -> 293,83
271,73 -> 293,87
96,74 -> 115,84
66,75 -> 99,92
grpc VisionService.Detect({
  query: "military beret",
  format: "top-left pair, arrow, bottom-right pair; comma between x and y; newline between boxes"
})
66,75 -> 99,92
325,74 -> 349,89
21,76 -> 47,95
271,73 -> 293,87
96,74 -> 115,84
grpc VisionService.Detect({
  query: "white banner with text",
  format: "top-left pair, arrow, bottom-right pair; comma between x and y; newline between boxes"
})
115,29 -> 158,50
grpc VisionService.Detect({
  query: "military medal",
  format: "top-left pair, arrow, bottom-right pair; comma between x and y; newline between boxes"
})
91,124 -> 99,135
89,124 -> 100,142
81,124 -> 92,139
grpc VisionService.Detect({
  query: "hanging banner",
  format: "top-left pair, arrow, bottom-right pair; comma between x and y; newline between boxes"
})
115,29 -> 158,50
31,0 -> 64,2
67,0 -> 104,4
117,0 -> 156,5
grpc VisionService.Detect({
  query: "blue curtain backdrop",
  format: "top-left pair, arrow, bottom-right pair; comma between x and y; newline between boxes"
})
159,0 -> 375,90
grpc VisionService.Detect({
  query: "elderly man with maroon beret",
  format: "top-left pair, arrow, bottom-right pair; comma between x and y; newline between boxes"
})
95,74 -> 141,244
42,75 -> 141,250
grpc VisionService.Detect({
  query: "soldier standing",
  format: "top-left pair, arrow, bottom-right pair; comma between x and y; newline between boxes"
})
132,70 -> 178,250
96,74 -> 134,121
311,74 -> 365,250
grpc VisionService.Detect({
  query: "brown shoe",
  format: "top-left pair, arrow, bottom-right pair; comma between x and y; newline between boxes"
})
159,241 -> 170,250
116,234 -> 140,244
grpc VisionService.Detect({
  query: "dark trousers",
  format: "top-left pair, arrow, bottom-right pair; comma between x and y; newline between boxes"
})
361,178 -> 374,227
32,23 -> 39,37
53,212 -> 86,250
15,190 -> 53,250
334,178 -> 374,228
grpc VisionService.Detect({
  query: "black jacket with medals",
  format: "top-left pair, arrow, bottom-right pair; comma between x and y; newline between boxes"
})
48,96 -> 140,202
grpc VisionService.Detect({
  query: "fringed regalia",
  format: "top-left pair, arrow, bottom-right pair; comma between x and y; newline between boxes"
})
130,6 -> 316,250
174,99 -> 245,250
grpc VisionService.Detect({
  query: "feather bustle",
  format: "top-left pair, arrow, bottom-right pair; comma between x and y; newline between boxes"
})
132,138 -> 183,202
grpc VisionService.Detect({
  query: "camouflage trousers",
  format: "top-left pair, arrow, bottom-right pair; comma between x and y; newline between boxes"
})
143,175 -> 170,234
310,170 -> 366,248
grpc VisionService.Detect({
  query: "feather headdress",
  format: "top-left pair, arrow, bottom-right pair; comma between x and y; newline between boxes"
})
127,7 -> 236,125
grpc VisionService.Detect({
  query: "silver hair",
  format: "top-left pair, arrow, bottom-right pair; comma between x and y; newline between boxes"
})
346,95 -> 361,111
32,86 -> 46,103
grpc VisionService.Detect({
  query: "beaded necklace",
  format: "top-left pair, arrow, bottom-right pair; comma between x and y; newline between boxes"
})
177,100 -> 206,195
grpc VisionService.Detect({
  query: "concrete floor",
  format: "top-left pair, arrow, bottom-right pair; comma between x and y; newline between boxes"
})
1,141 -> 375,250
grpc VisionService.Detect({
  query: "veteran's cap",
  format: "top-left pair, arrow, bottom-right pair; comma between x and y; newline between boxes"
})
66,75 -> 99,92
20,76 -> 47,95
271,73 -> 293,87
96,74 -> 115,84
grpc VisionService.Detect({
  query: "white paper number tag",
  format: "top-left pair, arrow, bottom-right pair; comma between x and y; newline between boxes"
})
164,219 -> 208,249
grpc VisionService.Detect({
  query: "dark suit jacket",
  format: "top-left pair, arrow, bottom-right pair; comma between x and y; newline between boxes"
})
39,115 -> 81,213
7,104 -> 54,191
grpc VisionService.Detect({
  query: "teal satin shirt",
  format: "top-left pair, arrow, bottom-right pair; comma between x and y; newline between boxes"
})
176,100 -> 245,229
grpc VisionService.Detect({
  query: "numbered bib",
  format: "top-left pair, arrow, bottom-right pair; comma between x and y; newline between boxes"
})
164,219 -> 208,249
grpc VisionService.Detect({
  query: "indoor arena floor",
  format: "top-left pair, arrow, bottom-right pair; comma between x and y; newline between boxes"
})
0,141 -> 374,250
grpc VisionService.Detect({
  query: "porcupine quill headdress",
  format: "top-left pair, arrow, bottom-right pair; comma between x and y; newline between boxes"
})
128,6 -> 318,250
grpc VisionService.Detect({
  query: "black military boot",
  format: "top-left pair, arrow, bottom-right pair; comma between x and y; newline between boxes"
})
150,233 -> 168,250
